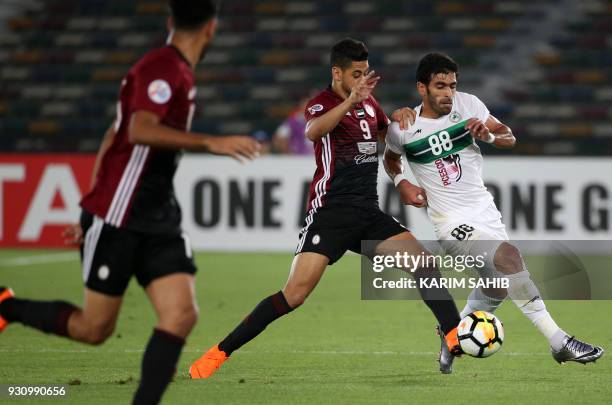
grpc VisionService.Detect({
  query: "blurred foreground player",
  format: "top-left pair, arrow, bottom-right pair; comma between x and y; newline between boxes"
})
189,38 -> 463,379
0,1 -> 259,404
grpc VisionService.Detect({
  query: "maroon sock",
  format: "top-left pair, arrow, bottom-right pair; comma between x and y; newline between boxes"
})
413,268 -> 461,334
218,291 -> 293,355
132,328 -> 185,405
0,298 -> 77,337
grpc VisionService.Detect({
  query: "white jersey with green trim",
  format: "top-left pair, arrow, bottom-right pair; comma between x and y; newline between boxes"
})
386,91 -> 499,228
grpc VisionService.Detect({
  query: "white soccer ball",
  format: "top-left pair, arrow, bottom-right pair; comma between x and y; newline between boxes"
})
457,311 -> 504,358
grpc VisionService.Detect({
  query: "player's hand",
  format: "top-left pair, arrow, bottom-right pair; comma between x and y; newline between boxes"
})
465,118 -> 491,142
348,70 -> 380,105
390,107 -> 416,130
397,181 -> 427,208
62,223 -> 83,246
207,135 -> 261,162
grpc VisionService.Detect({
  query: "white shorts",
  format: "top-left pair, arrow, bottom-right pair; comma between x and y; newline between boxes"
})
435,204 -> 508,279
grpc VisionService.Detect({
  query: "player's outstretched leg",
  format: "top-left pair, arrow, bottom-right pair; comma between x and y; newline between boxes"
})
472,242 -> 604,364
0,286 -> 121,344
414,262 -> 462,375
132,274 -> 198,405
189,252 -> 329,379
376,233 -> 462,374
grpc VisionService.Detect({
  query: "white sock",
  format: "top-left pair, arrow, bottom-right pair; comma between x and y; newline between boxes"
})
505,271 -> 567,350
460,287 -> 505,319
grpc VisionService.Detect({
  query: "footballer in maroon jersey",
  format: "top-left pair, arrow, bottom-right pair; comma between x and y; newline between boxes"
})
189,38 -> 463,379
80,44 -> 197,233
0,2 -> 259,404
304,86 -> 390,212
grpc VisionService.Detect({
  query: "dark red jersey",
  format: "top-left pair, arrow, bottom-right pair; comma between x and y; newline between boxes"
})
80,45 -> 196,234
304,87 -> 390,212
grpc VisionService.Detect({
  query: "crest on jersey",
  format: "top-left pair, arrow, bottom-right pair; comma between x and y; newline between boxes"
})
148,79 -> 172,104
308,104 -> 324,115
357,142 -> 377,155
435,153 -> 463,186
364,104 -> 375,118
354,109 -> 366,119
449,111 -> 462,123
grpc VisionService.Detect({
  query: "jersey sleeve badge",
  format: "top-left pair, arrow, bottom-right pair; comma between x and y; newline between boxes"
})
148,79 -> 172,104
308,104 -> 324,115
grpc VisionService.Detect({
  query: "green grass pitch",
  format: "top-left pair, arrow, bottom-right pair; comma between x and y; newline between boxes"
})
0,249 -> 610,404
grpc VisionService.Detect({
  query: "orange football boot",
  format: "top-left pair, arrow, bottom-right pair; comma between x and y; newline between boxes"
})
189,345 -> 229,379
444,327 -> 463,355
0,287 -> 15,333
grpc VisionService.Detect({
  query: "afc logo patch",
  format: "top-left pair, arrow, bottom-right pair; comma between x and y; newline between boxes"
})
308,104 -> 324,115
148,79 -> 172,104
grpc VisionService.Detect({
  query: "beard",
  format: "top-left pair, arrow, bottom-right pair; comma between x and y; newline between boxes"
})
427,92 -> 452,116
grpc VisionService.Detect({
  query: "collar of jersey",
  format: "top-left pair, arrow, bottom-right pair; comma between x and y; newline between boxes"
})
414,103 -> 452,123
167,45 -> 192,68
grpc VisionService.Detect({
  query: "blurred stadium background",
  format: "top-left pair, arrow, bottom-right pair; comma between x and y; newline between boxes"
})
1,0 -> 611,154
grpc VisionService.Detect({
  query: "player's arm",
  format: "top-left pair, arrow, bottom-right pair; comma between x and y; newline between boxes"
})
130,110 -> 260,161
466,115 -> 516,149
378,107 -> 416,140
383,146 -> 427,208
305,99 -> 354,142
305,71 -> 379,142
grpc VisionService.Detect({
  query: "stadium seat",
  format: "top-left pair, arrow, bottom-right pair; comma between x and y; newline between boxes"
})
1,0 -> 610,153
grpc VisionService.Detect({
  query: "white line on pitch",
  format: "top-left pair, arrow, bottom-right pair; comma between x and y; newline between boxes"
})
238,349 -> 549,357
0,252 -> 79,267
0,348 -> 548,356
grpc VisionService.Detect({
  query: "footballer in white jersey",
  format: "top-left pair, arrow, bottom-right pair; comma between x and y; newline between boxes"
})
384,52 -> 603,373
386,90 -> 503,242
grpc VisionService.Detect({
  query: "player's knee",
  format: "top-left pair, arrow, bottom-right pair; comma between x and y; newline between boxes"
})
414,263 -> 441,277
494,243 -> 523,274
176,306 -> 199,331
283,280 -> 314,308
482,287 -> 508,300
182,305 -> 199,329
285,294 -> 306,309
161,305 -> 199,334
84,321 -> 115,345
283,290 -> 307,309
